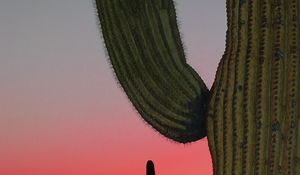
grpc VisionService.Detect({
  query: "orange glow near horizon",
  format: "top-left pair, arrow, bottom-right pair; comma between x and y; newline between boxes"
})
0,110 -> 213,175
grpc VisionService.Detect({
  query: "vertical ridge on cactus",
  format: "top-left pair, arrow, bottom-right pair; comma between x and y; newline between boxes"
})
95,0 -> 300,174
221,0 -> 241,174
230,0 -> 249,174
284,0 -> 300,174
241,0 -> 259,174
253,0 -> 271,173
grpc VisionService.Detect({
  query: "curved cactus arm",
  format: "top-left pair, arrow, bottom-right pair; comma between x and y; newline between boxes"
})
95,0 -> 210,143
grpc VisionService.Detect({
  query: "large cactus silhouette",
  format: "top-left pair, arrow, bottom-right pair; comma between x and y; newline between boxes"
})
95,0 -> 300,174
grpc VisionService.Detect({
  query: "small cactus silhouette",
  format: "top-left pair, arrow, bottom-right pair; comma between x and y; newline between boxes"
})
95,0 -> 300,174
146,160 -> 156,175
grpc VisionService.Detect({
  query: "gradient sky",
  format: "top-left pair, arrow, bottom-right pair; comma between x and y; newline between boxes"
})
0,1 -> 226,175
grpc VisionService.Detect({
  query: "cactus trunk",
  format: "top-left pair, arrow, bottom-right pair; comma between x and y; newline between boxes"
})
207,0 -> 300,174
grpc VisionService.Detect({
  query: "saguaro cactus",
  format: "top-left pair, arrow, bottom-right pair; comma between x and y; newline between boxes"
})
95,0 -> 300,174
147,160 -> 156,175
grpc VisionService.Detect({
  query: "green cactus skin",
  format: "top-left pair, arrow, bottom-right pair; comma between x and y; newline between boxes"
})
95,0 -> 209,143
207,0 -> 300,174
95,0 -> 300,174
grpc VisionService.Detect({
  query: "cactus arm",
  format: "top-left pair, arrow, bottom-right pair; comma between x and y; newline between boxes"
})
95,0 -> 209,143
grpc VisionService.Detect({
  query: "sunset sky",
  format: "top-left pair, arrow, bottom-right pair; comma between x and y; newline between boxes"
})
0,1 -> 226,174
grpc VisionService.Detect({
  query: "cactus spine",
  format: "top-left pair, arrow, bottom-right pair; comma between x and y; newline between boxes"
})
95,0 -> 300,174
